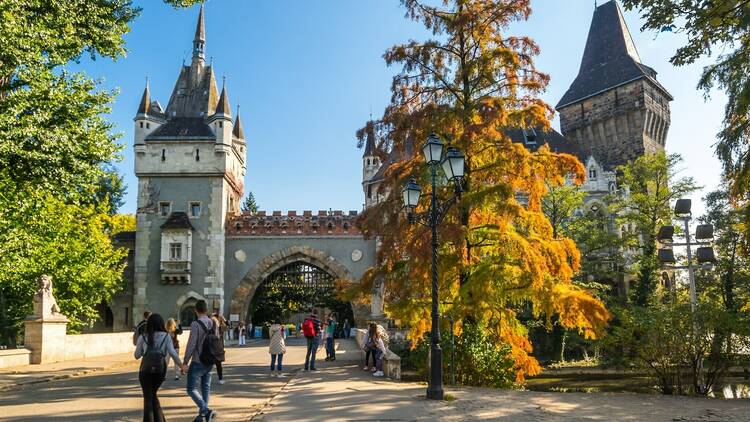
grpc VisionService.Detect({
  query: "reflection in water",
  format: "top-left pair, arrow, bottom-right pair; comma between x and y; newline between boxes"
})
721,383 -> 750,399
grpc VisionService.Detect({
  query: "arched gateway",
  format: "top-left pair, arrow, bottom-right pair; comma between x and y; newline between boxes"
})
229,245 -> 356,323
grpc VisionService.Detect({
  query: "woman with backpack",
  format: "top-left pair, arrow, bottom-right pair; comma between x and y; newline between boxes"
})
268,318 -> 287,377
135,313 -> 182,422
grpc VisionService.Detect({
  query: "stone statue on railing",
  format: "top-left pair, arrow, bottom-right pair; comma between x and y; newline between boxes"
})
31,275 -> 64,319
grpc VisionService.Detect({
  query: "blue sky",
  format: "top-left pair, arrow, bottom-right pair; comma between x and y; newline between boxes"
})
75,0 -> 725,216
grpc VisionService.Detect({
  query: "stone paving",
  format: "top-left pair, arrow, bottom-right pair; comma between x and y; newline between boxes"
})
1,338 -> 749,421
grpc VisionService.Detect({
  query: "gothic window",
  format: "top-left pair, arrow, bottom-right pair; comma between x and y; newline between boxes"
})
169,243 -> 182,260
219,122 -> 223,128
161,149 -> 166,162
146,123 -> 150,129
367,185 -> 372,199
366,158 -> 370,166
159,202 -> 171,217
195,149 -> 200,162
589,167 -> 597,180
189,202 -> 201,218
140,122 -> 143,128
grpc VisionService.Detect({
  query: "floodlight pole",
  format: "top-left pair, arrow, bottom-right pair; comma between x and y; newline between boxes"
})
680,214 -> 704,394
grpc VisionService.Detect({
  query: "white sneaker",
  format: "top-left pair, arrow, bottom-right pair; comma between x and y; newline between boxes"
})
372,371 -> 384,377
218,379 -> 226,385
277,372 -> 286,377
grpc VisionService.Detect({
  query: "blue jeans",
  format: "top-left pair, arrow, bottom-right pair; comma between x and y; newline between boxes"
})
304,336 -> 319,370
186,361 -> 213,415
325,336 -> 335,358
271,354 -> 283,371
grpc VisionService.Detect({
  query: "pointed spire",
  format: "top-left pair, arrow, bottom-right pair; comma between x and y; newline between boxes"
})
192,4 -> 206,62
233,105 -> 245,139
363,120 -> 376,157
137,77 -> 150,115
215,77 -> 231,117
556,0 -> 670,109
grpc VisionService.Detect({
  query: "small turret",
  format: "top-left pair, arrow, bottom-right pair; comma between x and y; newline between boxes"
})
209,78 -> 233,145
362,121 -> 380,183
134,78 -> 164,146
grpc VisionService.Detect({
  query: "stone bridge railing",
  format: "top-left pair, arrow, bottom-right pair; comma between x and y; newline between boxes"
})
352,327 -> 401,380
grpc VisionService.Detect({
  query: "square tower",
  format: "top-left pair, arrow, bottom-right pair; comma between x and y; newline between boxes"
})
556,0 -> 672,169
132,5 -> 247,321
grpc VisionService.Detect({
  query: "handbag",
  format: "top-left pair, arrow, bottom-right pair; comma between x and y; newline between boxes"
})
139,334 -> 168,375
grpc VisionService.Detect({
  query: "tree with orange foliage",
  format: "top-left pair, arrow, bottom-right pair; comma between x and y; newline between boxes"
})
355,0 -> 610,381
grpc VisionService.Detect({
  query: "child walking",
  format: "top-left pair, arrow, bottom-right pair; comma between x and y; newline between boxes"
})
269,318 -> 286,377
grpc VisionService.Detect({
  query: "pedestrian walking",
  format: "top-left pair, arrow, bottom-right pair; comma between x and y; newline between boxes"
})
133,311 -> 152,346
182,300 -> 218,422
371,326 -> 388,378
302,308 -> 322,371
238,321 -> 246,346
135,313 -> 182,422
324,314 -> 337,362
212,314 -> 227,385
343,318 -> 351,339
268,318 -> 286,377
165,318 -> 183,381
362,323 -> 377,371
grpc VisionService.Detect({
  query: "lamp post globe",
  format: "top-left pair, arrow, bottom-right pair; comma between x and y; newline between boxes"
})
441,147 -> 465,183
422,133 -> 444,165
402,178 -> 422,211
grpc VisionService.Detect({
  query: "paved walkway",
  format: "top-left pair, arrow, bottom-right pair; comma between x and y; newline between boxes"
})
2,338 -> 748,421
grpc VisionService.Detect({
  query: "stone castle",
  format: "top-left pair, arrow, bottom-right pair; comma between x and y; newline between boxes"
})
104,0 -> 669,331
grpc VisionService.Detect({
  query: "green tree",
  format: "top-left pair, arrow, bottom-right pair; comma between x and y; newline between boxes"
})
621,1 -> 750,213
241,191 -> 259,213
0,1 -> 203,342
612,152 -> 699,306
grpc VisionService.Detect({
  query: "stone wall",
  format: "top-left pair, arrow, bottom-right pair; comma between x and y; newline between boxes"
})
558,78 -> 670,168
352,327 -> 401,380
0,349 -> 31,369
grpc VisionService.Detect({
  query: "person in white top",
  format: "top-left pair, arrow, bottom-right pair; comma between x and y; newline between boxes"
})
134,313 -> 182,421
268,318 -> 287,377
371,326 -> 388,377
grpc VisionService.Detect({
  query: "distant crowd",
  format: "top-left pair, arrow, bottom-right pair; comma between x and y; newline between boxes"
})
131,304 -> 387,422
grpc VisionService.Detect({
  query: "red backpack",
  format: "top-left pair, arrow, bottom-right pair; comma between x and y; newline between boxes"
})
302,318 -> 316,338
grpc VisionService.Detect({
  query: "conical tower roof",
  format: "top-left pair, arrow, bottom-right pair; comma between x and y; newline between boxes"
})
362,121 -> 376,157
556,0 -> 671,109
233,106 -> 245,139
137,79 -> 150,115
215,78 -> 231,117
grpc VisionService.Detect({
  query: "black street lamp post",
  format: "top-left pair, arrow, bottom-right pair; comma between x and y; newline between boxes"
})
402,133 -> 465,400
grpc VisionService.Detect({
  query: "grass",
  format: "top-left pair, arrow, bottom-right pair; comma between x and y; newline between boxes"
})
443,393 -> 456,401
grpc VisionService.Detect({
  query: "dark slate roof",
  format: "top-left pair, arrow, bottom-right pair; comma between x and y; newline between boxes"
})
161,212 -> 195,230
232,111 -> 245,139
506,127 -> 581,157
164,64 -> 219,119
362,121 -> 377,158
137,84 -> 150,115
214,84 -> 231,116
146,117 -> 215,139
556,0 -> 671,109
370,137 -> 414,183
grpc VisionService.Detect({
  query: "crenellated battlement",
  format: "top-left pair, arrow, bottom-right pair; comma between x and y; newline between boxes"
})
226,210 -> 361,236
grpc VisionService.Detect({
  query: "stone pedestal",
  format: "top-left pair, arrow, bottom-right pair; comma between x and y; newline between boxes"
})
23,275 -> 69,364
24,315 -> 68,364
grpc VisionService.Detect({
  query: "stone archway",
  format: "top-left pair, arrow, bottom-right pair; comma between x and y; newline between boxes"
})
229,246 -> 356,323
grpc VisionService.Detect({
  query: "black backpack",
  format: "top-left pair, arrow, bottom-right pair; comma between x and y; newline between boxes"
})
139,334 -> 168,375
197,320 -> 225,365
